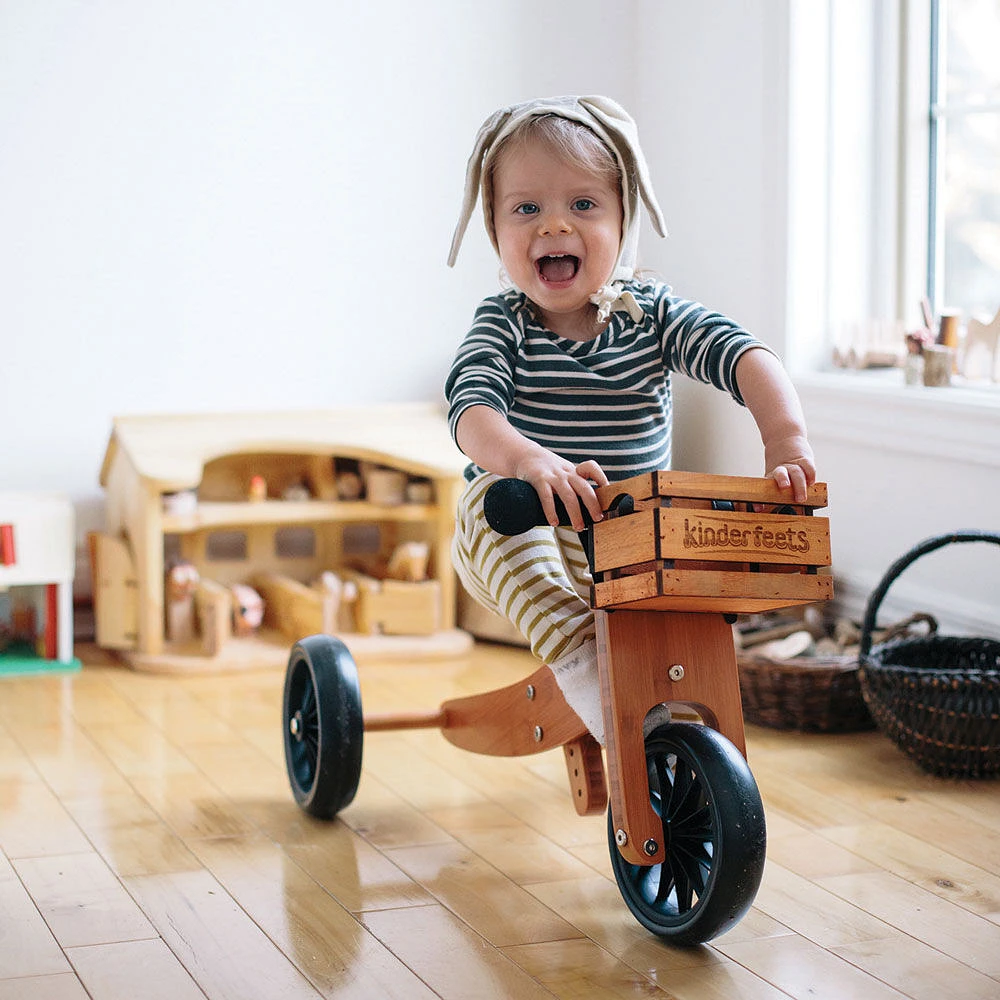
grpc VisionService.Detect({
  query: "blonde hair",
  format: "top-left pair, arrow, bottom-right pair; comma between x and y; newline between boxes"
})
482,114 -> 621,243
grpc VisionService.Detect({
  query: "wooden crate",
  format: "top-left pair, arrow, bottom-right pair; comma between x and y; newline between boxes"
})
590,471 -> 832,614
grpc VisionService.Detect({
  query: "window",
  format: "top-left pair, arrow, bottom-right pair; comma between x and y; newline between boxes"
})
274,526 -> 316,559
787,1 -> 1000,499
787,0 -> 1000,372
929,0 -> 1000,318
205,531 -> 248,562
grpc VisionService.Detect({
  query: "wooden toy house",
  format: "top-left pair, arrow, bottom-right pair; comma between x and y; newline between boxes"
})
92,405 -> 472,673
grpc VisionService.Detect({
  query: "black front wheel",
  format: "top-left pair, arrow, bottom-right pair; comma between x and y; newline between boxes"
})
608,722 -> 766,945
282,634 -> 364,818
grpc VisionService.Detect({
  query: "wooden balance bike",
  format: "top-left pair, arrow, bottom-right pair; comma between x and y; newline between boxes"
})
281,471 -> 832,945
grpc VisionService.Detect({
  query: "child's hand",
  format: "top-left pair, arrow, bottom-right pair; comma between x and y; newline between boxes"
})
764,434 -> 816,503
452,406 -> 608,528
514,453 -> 608,530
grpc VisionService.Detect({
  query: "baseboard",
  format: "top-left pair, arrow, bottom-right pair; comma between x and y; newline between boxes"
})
831,572 -> 1000,641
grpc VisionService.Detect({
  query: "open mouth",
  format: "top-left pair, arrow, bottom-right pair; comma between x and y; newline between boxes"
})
536,254 -> 580,283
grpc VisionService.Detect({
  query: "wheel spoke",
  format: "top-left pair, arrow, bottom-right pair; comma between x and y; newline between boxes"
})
301,680 -> 315,717
654,784 -> 674,906
667,853 -> 694,912
652,864 -> 674,906
673,803 -> 712,840
672,769 -> 703,824
674,830 -> 713,867
290,740 -> 313,785
666,759 -> 692,821
652,753 -> 672,812
673,841 -> 710,894
304,708 -> 318,736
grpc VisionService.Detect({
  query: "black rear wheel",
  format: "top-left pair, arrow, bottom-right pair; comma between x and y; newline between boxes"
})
608,722 -> 766,945
282,634 -> 363,818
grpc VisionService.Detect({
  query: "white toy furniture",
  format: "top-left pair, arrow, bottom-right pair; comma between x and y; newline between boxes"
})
0,492 -> 77,668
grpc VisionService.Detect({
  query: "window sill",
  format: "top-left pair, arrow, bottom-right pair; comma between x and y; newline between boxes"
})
792,369 -> 1000,468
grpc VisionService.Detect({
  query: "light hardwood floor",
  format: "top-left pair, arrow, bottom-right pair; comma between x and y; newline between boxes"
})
1,640 -> 998,1000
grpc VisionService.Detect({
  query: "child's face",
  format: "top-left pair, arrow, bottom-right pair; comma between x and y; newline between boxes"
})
491,135 -> 622,339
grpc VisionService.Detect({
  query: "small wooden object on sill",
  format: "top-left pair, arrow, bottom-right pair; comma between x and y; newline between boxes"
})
922,345 -> 954,387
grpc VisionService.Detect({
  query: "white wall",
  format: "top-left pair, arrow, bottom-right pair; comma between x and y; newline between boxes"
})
633,0 -> 792,479
798,376 -> 1000,638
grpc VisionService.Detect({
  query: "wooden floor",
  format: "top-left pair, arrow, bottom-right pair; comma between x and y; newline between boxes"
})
1,640 -> 998,1000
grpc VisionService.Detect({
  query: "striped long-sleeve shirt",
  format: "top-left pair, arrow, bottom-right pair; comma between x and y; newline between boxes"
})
444,279 -> 768,482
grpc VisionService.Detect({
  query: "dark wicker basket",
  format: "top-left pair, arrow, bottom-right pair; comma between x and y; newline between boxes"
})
739,651 -> 875,732
857,531 -> 1000,779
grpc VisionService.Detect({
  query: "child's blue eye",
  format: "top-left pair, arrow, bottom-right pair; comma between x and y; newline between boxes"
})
573,199 -> 594,211
515,203 -> 539,215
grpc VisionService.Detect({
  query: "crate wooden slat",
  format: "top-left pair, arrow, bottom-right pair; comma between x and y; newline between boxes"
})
592,508 -> 831,572
595,470 -> 829,508
592,567 -> 833,613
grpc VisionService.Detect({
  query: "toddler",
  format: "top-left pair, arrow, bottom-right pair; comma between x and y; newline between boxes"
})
445,95 -> 815,743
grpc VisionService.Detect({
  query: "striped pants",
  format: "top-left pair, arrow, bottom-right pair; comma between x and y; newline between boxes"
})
451,472 -> 595,664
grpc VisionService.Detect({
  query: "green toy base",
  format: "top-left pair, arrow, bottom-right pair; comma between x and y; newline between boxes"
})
0,642 -> 82,677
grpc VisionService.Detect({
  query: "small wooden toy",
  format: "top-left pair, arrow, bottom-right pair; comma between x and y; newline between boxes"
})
281,471 -> 832,945
248,475 -> 268,502
385,541 -> 430,582
362,464 -> 407,505
230,583 -> 264,635
282,481 -> 311,502
335,471 -> 363,501
405,479 -> 434,504
923,344 -> 954,386
315,571 -> 358,632
164,560 -> 200,644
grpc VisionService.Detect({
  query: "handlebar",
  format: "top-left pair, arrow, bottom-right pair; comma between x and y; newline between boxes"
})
483,478 -> 595,535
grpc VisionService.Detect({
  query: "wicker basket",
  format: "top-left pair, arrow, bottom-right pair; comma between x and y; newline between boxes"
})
739,651 -> 875,732
857,531 -> 1000,779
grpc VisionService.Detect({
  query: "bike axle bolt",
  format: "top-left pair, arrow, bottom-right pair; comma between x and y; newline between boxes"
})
643,839 -> 659,856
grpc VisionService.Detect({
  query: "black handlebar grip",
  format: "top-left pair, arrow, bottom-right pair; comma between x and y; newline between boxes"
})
482,478 -> 593,535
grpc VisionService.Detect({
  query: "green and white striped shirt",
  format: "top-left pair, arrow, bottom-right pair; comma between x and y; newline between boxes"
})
445,279 -> 766,482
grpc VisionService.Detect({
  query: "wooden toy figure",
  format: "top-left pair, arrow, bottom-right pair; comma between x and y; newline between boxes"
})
165,560 -> 200,644
231,583 -> 264,636
385,541 -> 430,582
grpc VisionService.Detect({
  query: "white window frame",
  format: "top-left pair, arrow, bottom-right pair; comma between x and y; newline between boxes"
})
900,0 -> 934,327
786,0 -> 999,463
787,0 -> 933,373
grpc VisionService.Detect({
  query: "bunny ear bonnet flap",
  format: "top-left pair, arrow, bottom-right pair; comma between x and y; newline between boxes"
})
447,103 -> 514,268
447,95 -> 667,321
